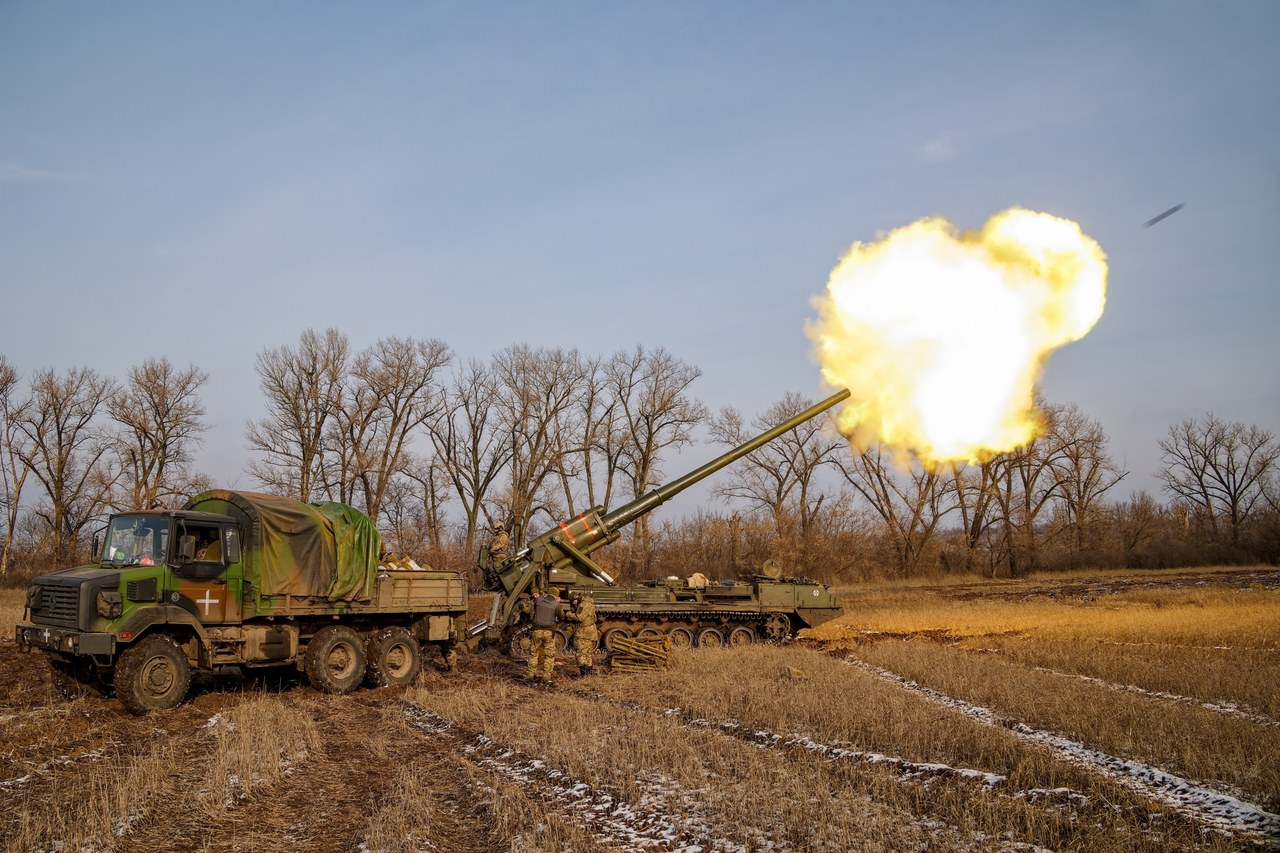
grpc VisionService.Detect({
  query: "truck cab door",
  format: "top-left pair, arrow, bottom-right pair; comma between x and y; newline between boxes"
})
169,523 -> 243,624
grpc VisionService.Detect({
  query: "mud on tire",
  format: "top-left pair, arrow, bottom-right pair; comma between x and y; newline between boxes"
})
305,625 -> 366,694
364,626 -> 421,687
113,635 -> 192,715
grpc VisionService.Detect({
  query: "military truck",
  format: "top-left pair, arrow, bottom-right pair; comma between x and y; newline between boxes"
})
475,389 -> 850,657
16,490 -> 467,714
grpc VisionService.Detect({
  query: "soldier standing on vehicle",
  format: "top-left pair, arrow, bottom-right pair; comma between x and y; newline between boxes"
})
569,593 -> 598,677
488,523 -> 509,564
525,588 -> 563,685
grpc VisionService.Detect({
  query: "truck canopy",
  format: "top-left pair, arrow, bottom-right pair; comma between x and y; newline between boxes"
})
184,490 -> 381,602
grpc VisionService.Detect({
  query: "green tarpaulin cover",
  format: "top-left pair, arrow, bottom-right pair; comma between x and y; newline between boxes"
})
184,490 -> 381,602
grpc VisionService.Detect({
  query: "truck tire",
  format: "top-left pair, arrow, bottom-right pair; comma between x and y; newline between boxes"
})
305,626 -> 366,694
114,635 -> 191,715
364,627 -> 421,687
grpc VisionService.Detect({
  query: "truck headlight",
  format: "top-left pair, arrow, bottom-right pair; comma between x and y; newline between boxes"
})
96,590 -> 123,619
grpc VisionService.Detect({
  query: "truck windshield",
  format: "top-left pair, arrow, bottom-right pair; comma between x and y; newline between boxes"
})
102,514 -> 169,567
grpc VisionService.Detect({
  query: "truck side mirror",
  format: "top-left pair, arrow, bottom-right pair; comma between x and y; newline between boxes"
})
224,528 -> 241,564
177,534 -> 196,565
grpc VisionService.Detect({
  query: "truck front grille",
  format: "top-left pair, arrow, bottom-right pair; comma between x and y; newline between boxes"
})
33,584 -> 79,628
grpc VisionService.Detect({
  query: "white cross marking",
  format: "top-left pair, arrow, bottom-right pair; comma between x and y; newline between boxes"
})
196,590 -> 219,616
42,628 -> 51,644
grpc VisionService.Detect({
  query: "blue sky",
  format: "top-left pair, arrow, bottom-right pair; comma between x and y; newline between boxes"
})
1,1 -> 1277,500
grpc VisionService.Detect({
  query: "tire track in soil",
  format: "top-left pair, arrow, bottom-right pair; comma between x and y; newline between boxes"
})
0,648 -> 220,842
129,688 -> 494,853
402,701 -> 709,853
839,654 -> 1280,845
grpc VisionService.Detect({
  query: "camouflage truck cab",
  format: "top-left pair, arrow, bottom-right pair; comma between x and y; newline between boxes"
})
17,490 -> 467,714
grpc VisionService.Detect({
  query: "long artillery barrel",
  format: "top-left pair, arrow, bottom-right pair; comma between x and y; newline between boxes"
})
601,387 -> 852,531
481,387 -> 850,644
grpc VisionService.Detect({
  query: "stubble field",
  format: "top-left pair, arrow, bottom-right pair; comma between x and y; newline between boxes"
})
1,565 -> 1277,852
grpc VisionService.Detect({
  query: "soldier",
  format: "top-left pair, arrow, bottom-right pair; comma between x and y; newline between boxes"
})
488,523 -> 509,564
440,641 -> 458,672
569,593 -> 598,676
525,587 -> 563,685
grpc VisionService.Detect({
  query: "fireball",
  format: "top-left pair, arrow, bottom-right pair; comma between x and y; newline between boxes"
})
807,208 -> 1107,464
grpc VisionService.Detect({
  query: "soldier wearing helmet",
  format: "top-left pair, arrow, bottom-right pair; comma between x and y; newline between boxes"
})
525,587 -> 564,685
568,593 -> 598,677
488,523 -> 509,565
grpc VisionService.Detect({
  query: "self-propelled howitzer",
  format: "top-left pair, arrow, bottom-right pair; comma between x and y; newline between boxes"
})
479,388 -> 851,653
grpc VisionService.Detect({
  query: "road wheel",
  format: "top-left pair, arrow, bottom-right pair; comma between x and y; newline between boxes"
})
727,625 -> 756,646
636,626 -> 663,640
602,626 -> 633,650
364,627 -> 421,687
696,626 -> 725,648
508,627 -> 532,661
666,626 -> 694,649
553,629 -> 570,657
50,660 -> 109,700
114,635 -> 191,715
305,626 -> 366,694
762,613 -> 791,643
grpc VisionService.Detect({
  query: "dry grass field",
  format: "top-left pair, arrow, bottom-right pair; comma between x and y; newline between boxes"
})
2,565 -> 1277,851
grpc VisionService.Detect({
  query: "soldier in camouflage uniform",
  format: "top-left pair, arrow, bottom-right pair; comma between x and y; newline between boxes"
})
569,594 -> 597,676
525,588 -> 563,684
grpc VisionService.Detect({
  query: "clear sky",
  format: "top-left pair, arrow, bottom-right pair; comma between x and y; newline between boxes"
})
1,1 -> 1277,500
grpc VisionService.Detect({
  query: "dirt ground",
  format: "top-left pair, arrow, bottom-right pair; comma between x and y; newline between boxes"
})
2,566 -> 1277,852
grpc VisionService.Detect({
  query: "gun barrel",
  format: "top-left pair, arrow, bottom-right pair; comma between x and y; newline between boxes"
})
601,388 -> 850,531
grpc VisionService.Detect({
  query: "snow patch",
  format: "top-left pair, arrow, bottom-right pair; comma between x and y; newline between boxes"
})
846,657 -> 1280,842
1031,666 -> 1280,728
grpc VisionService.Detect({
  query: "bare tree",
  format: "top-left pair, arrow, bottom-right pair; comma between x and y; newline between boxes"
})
552,354 -> 620,517
428,358 -> 511,565
108,357 -> 209,509
0,356 -> 29,575
986,402 -> 1082,576
246,328 -> 349,500
322,336 -> 451,521
947,457 -> 1002,574
606,345 -> 707,573
837,445 -> 954,576
394,454 -> 453,558
1048,403 -> 1127,552
1113,490 -> 1162,563
14,366 -> 118,564
492,345 -> 586,545
1159,414 -> 1278,546
709,392 -> 843,567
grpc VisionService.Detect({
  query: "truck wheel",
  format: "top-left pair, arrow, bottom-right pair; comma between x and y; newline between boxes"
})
696,627 -> 725,648
305,626 -> 366,694
114,635 -> 191,715
728,625 -> 756,646
365,627 -> 421,687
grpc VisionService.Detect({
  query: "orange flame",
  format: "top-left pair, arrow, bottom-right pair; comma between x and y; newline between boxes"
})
807,208 -> 1107,464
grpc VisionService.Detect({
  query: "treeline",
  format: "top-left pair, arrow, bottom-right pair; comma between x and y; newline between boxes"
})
2,331 -> 1277,587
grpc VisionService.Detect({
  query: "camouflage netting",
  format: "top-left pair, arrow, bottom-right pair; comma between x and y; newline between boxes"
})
184,490 -> 381,602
